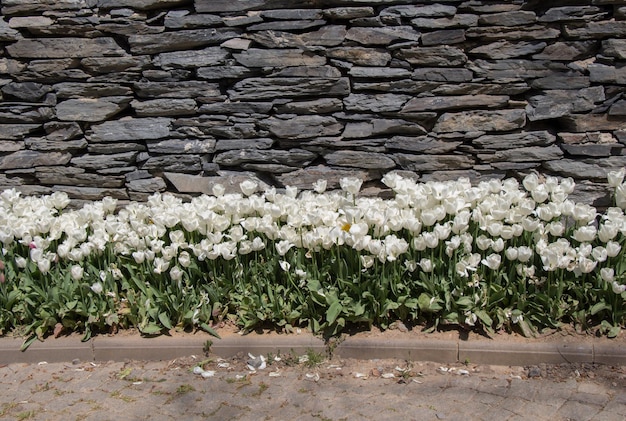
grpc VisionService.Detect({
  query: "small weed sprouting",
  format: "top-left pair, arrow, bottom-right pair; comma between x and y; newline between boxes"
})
303,348 -> 325,368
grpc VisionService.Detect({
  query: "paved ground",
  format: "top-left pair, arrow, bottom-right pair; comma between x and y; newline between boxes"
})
1,352 -> 625,421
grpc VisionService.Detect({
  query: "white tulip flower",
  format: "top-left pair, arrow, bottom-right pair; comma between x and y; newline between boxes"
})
600,268 -> 614,283
360,255 -> 375,269
608,168 -> 625,188
70,265 -> 84,281
153,257 -> 170,274
340,177 -> 363,196
612,281 -> 626,294
482,253 -> 501,270
312,179 -> 327,194
170,266 -> 183,282
505,247 -> 518,261
279,260 -> 291,272
517,246 -> 533,263
572,226 -> 597,243
419,258 -> 433,273
90,282 -> 103,294
275,240 -> 294,256
606,241 -> 622,257
212,184 -> 225,197
239,180 -> 258,196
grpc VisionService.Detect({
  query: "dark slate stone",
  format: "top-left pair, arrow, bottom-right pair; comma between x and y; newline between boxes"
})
473,131 -> 556,149
52,186 -> 128,201
562,143 -> 622,157
385,136 -> 461,153
6,37 -> 127,58
250,26 -> 346,48
559,114 -> 626,132
53,82 -> 132,98
353,80 -> 439,94
478,11 -> 536,26
247,20 -> 327,31
80,56 -> 151,73
530,74 -> 590,90
1,82 -> 51,102
380,5 -> 457,18
402,95 -> 509,112
609,100 -> 626,116
458,2 -> 522,13
0,18 -> 20,41
465,26 -> 560,41
526,87 -> 605,121
345,26 -> 420,45
198,63 -> 256,79
532,41 -> 598,61
146,138 -> 215,154
36,166 -> 124,187
411,14 -> 478,29
269,65 -> 342,78
0,106 -> 55,123
141,155 -> 202,172
543,157 -> 626,181
25,137 -> 87,152
479,145 -> 563,163
56,97 -> 130,122
260,115 -> 343,139
275,98 -> 343,114
564,21 -> 626,39
97,0 -> 188,10
233,49 -> 327,67
323,7 -> 375,20
431,82 -> 530,96
589,64 -> 626,85
326,47 -> 391,66
324,150 -> 396,169
348,67 -> 412,79
470,40 -> 547,59
154,47 -> 229,69
128,28 -> 241,54
469,59 -> 563,80
215,138 -> 274,151
420,29 -> 466,46
344,93 -> 411,112
0,150 -> 71,170
342,118 -> 426,138
71,151 -> 137,170
0,141 -> 23,152
539,6 -> 606,22
395,46 -> 467,66
394,153 -> 474,172
134,81 -> 221,99
261,9 -> 323,20
131,99 -> 197,116
0,124 -> 41,140
164,12 -> 223,29
228,77 -> 350,100
434,109 -> 526,133
412,68 -> 473,82
199,102 -> 273,114
127,177 -> 167,193
88,118 -> 172,142
214,148 -> 317,166
93,22 -> 163,36
603,39 -> 626,59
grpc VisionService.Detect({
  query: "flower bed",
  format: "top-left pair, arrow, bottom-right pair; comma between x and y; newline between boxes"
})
1,172 -> 626,350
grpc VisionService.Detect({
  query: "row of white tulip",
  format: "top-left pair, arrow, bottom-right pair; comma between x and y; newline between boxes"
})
1,169 -> 626,336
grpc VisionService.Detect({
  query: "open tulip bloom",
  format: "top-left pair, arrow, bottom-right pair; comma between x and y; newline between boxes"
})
1,172 -> 626,349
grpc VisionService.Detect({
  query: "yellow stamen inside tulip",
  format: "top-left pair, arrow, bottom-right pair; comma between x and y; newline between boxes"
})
341,223 -> 351,232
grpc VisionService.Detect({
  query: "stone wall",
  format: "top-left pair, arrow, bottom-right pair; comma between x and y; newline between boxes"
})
1,0 -> 626,205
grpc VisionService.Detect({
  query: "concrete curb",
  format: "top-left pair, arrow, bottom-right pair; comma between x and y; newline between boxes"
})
1,334 -> 625,366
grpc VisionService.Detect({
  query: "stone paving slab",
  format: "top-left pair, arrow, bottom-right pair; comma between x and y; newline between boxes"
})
0,355 -> 623,421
